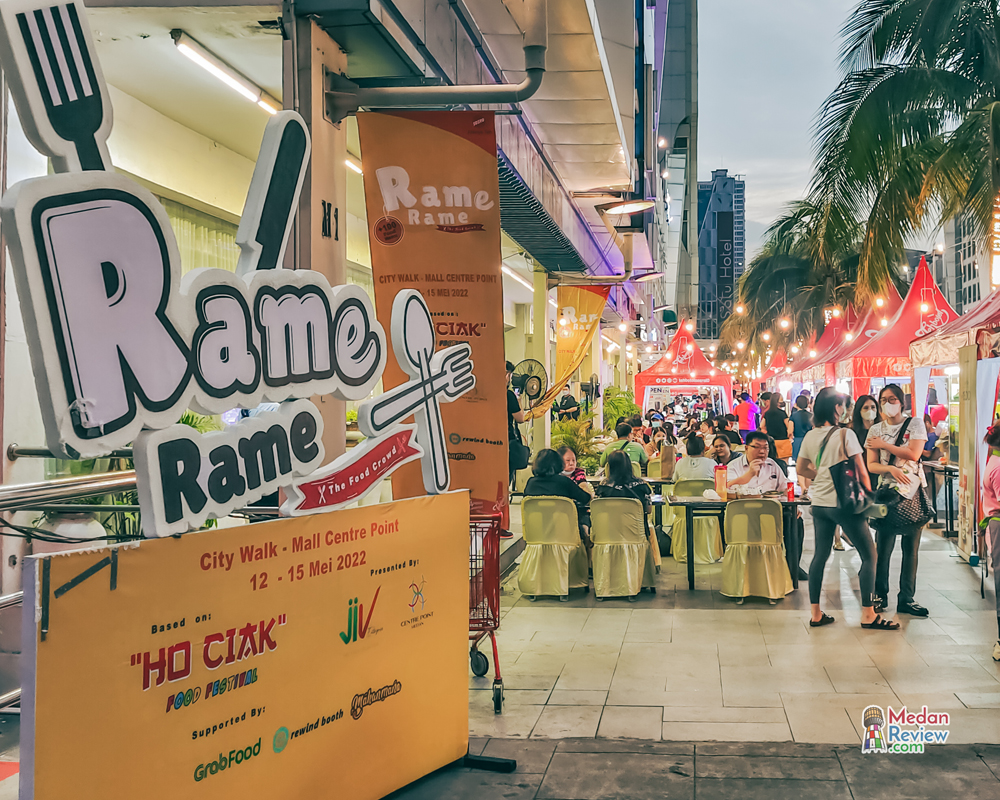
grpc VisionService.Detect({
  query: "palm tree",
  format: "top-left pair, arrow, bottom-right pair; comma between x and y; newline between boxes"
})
811,0 -> 999,295
717,199 -> 862,369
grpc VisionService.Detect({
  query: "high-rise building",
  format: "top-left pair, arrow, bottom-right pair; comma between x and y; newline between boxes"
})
696,169 -> 746,339
943,211 -> 985,313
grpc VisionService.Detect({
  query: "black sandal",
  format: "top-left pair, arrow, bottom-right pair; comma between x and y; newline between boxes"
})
809,613 -> 835,628
861,615 -> 900,631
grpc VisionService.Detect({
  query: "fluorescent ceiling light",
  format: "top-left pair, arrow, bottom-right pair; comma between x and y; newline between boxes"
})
172,30 -> 280,115
345,158 -> 363,175
634,272 -> 662,283
501,265 -> 533,292
501,264 -> 556,307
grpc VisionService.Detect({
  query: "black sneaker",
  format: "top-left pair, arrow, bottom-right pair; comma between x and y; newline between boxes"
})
499,530 -> 514,539
897,602 -> 929,617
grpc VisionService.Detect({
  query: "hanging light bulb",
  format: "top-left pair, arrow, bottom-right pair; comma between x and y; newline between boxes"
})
671,367 -> 677,374
618,322 -> 627,332
686,343 -> 694,352
791,346 -> 800,354
559,317 -> 568,326
762,332 -> 771,341
831,307 -> 842,317
646,345 -> 653,353
685,322 -> 694,332
881,317 -> 888,327
735,305 -> 745,315
875,297 -> 885,308
779,318 -> 790,329
809,349 -> 817,358
920,302 -> 930,313
625,344 -> 633,352
737,341 -> 745,350
845,332 -> 853,341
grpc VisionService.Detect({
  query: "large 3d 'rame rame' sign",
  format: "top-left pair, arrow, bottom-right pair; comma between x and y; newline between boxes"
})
0,0 -> 475,535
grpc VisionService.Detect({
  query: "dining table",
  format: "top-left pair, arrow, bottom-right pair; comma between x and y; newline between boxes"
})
651,493 -> 810,591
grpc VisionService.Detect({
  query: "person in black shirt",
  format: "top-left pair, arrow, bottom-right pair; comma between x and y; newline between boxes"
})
716,416 -> 743,445
595,450 -> 653,538
557,386 -> 581,421
524,449 -> 592,540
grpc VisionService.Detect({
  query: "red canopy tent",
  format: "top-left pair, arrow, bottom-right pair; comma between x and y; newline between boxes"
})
834,257 -> 956,396
635,321 -> 734,412
816,284 -> 904,387
789,304 -> 859,385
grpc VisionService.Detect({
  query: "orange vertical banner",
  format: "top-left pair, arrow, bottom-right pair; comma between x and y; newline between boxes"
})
528,285 -> 610,418
357,111 -> 507,518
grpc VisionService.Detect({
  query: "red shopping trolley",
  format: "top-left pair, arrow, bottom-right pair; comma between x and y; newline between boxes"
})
469,513 -> 504,714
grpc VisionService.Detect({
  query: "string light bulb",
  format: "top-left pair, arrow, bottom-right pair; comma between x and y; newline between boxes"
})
809,349 -> 817,358
791,346 -> 799,354
736,341 -> 745,350
618,322 -> 627,332
875,297 -> 884,308
736,305 -> 745,315
881,318 -> 888,327
779,318 -> 790,329
831,307 -> 842,317
920,302 -> 930,313
559,318 -> 568,326
762,332 -> 771,341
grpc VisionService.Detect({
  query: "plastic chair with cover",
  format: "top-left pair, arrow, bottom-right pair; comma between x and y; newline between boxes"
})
517,496 -> 589,601
720,498 -> 793,601
669,480 -> 724,564
590,498 -> 656,600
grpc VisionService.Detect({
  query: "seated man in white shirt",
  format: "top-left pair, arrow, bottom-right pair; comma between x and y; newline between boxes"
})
727,431 -> 783,492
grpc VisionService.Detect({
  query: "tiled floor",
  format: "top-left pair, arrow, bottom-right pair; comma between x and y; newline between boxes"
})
470,505 -> 1000,744
388,739 -> 1000,800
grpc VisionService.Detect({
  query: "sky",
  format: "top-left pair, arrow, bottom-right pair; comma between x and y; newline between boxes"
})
698,0 -> 857,256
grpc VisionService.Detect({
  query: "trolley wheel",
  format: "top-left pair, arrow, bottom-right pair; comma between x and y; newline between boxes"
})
470,649 -> 490,677
597,596 -> 605,602
559,595 -> 569,602
492,680 -> 504,714
628,594 -> 638,602
527,595 -> 537,602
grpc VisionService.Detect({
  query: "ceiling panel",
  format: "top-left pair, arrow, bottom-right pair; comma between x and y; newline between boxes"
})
89,7 -> 281,161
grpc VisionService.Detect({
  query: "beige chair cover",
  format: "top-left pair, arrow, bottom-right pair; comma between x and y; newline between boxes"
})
590,498 -> 655,597
670,480 -> 724,564
517,496 -> 589,597
720,499 -> 793,599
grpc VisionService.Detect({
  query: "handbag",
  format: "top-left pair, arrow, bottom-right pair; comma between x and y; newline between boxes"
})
816,427 -> 871,515
872,418 -> 933,530
509,426 -> 531,471
774,438 -> 793,460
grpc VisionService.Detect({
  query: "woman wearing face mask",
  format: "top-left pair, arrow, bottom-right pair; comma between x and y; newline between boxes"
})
865,384 -> 930,618
645,428 -> 667,459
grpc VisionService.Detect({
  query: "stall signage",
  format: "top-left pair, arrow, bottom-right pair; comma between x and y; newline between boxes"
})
0,0 -> 474,535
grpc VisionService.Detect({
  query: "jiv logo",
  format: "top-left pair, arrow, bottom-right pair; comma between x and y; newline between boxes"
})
340,587 -> 380,644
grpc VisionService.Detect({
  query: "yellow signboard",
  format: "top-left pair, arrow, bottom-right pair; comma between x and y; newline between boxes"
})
21,493 -> 470,800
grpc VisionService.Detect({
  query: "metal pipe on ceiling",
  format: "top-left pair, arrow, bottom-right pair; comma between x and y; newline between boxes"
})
325,0 -> 548,122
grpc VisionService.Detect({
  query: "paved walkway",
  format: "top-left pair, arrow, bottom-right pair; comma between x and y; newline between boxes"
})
390,738 -> 1000,800
470,506 -> 1000,744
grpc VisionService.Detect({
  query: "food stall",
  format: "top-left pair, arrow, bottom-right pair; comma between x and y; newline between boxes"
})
635,322 -> 734,414
831,257 -> 956,398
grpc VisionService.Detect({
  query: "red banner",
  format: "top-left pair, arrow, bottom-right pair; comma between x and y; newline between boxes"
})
293,428 -> 420,511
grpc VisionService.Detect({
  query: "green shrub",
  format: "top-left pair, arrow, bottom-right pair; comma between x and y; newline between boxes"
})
603,386 -> 641,430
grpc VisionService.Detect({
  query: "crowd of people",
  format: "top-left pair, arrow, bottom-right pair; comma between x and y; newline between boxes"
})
513,371 -> 1000,654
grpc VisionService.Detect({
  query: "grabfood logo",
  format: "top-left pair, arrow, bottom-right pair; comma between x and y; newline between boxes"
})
351,680 -> 402,719
193,738 -> 261,782
340,586 -> 380,644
